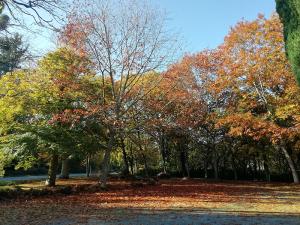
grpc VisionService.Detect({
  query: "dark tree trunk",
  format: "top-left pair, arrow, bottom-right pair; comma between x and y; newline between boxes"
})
179,140 -> 190,178
231,156 -> 238,180
120,137 -> 130,176
212,146 -> 219,180
142,153 -> 149,177
60,157 -> 70,179
86,154 -> 91,177
160,134 -> 168,173
263,154 -> 271,182
203,148 -> 208,179
204,161 -> 208,179
47,154 -> 59,187
264,161 -> 271,182
129,142 -> 134,175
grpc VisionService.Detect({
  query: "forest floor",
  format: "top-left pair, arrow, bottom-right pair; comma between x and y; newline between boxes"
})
0,178 -> 300,225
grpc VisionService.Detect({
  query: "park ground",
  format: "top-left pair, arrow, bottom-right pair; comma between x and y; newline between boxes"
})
0,178 -> 300,225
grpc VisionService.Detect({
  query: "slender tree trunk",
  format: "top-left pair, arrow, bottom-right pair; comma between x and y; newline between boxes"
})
179,144 -> 186,177
263,154 -> 271,182
203,149 -> 208,179
60,157 -> 70,179
264,161 -> 271,182
179,140 -> 190,178
253,158 -> 257,180
120,137 -> 129,176
100,132 -> 115,188
142,153 -> 149,177
212,147 -> 219,180
243,160 -> 247,178
213,160 -> 218,179
204,160 -> 208,179
231,156 -> 238,180
47,154 -> 59,187
184,145 -> 190,178
86,154 -> 91,177
280,145 -> 299,183
160,134 -> 168,173
129,142 -> 134,175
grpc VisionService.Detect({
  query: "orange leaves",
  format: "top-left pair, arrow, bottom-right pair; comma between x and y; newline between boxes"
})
59,13 -> 92,55
50,109 -> 88,125
208,14 -> 300,143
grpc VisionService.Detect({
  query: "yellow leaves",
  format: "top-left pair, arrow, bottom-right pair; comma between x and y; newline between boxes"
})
275,104 -> 299,119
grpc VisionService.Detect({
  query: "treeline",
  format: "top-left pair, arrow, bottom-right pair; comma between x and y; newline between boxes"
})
0,1 -> 299,186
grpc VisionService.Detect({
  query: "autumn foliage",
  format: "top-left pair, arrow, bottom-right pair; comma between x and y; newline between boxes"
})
1,11 -> 300,188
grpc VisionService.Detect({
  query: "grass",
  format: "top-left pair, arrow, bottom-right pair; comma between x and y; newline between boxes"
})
0,180 -> 17,186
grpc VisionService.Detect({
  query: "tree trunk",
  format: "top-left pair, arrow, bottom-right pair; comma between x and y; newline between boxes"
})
86,154 -> 91,177
231,156 -> 238,180
129,142 -> 134,175
100,132 -> 115,188
47,154 -> 59,187
264,161 -> 271,182
60,157 -> 70,179
142,153 -> 149,177
203,149 -> 208,179
281,145 -> 299,183
120,137 -> 129,176
212,147 -> 219,180
160,134 -> 168,173
253,158 -> 257,180
204,160 -> 208,179
213,159 -> 218,179
263,154 -> 271,182
179,141 -> 190,178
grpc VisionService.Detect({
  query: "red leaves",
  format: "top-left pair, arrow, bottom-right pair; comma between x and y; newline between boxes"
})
50,109 -> 88,125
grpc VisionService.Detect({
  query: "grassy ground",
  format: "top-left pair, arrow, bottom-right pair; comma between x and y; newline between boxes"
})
0,178 -> 300,225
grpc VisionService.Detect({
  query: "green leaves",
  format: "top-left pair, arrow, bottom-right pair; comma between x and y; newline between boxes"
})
0,34 -> 27,76
276,0 -> 300,84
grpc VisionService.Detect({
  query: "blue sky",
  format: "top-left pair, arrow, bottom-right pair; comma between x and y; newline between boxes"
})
152,0 -> 276,53
28,0 -> 276,55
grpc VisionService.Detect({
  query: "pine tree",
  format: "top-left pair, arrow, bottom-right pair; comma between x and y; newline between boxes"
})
0,34 -> 27,76
276,0 -> 300,84
0,5 -> 27,77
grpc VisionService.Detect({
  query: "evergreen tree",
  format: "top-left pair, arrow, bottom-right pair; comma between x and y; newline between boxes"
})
0,34 -> 27,76
276,0 -> 300,84
0,4 -> 27,77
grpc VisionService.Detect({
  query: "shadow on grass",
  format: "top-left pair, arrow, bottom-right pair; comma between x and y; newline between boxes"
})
7,208 -> 300,225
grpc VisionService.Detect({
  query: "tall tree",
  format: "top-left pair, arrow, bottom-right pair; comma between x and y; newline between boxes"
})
276,0 -> 300,84
63,0 -> 179,188
216,15 -> 300,183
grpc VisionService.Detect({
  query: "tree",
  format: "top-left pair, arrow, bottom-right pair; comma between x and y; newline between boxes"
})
0,47 -> 98,186
63,0 -> 179,187
0,2 -> 28,77
215,14 -> 300,183
276,0 -> 300,84
0,34 -> 27,76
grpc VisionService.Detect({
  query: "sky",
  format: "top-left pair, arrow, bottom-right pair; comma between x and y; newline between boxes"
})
26,0 -> 276,55
151,0 -> 276,53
